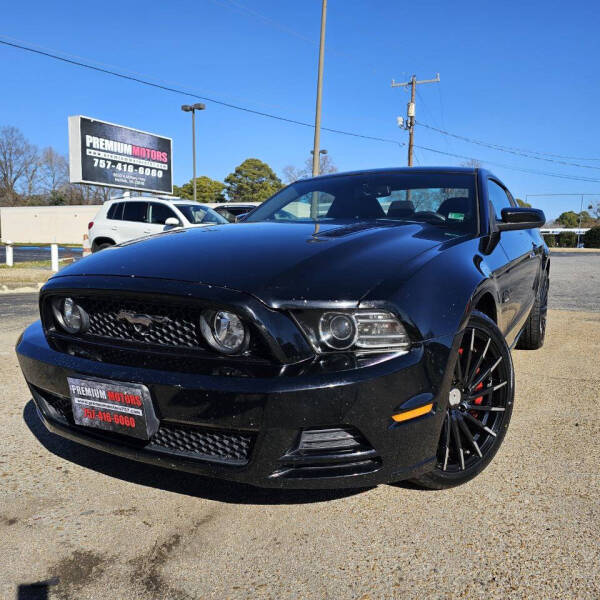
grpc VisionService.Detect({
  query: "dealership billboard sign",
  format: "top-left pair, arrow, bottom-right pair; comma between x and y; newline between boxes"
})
68,116 -> 173,194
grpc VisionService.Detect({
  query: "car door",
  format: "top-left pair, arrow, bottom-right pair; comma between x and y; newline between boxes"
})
103,202 -> 125,243
120,201 -> 150,241
146,202 -> 180,235
488,179 -> 539,335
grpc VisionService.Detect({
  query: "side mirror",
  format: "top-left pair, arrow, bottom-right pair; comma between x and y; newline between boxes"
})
497,207 -> 545,231
164,217 -> 180,227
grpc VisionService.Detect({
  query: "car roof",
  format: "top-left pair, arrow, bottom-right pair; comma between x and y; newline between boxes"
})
306,166 -> 483,182
105,196 -> 212,207
212,202 -> 260,207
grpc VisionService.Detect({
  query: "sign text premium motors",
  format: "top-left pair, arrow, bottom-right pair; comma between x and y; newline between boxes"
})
68,116 -> 173,194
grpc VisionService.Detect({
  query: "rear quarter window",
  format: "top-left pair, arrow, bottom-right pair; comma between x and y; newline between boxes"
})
107,203 -> 124,220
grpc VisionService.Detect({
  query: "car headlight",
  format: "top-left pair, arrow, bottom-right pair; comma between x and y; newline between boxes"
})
199,309 -> 249,355
295,310 -> 410,353
354,311 -> 410,349
319,312 -> 357,350
51,297 -> 89,334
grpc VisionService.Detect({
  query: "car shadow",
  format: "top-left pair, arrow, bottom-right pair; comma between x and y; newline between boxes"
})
23,400 -> 368,505
16,578 -> 59,600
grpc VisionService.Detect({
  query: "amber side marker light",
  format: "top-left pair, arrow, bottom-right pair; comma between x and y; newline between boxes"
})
392,403 -> 434,423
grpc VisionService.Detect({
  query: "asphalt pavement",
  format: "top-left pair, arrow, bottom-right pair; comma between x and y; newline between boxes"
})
0,254 -> 598,599
548,252 -> 599,311
0,293 -> 39,320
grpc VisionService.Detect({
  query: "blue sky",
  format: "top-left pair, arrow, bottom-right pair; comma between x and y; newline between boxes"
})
1,0 -> 599,219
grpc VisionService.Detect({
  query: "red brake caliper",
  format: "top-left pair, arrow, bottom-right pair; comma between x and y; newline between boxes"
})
470,373 -> 484,418
460,347 -> 484,416
474,381 -> 484,404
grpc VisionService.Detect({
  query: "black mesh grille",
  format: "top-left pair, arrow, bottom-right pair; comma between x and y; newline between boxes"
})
148,424 -> 253,464
41,389 -> 73,423
78,297 -> 200,347
33,387 -> 253,465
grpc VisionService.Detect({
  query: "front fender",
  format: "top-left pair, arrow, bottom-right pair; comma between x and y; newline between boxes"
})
361,237 -> 499,342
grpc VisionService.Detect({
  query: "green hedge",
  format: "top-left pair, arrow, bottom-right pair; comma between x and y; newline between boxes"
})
583,226 -> 600,248
557,231 -> 578,248
543,234 -> 557,248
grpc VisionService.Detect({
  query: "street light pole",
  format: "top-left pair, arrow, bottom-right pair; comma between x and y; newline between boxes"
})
181,103 -> 206,202
311,0 -> 327,177
191,108 -> 197,201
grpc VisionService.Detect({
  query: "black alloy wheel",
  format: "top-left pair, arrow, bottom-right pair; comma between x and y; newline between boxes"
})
413,311 -> 514,489
539,274 -> 549,339
517,271 -> 549,350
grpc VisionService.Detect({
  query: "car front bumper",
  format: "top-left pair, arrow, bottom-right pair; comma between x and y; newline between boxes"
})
16,320 -> 457,489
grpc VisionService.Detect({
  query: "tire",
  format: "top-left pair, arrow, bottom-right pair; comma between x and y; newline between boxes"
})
516,271 -> 549,350
93,242 -> 113,253
411,311 -> 515,490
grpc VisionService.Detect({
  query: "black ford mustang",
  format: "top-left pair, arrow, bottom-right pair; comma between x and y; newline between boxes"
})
16,167 -> 548,489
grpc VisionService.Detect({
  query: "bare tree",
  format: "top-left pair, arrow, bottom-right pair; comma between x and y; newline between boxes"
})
0,126 -> 39,205
39,147 -> 69,195
282,164 -> 303,184
282,153 -> 338,183
460,159 -> 482,169
310,153 -> 337,177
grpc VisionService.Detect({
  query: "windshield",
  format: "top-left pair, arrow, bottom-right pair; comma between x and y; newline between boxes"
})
246,172 -> 478,233
175,204 -> 228,225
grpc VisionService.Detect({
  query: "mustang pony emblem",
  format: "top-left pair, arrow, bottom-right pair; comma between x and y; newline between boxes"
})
116,310 -> 168,335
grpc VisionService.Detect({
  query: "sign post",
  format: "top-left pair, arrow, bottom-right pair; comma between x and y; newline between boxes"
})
68,116 -> 173,195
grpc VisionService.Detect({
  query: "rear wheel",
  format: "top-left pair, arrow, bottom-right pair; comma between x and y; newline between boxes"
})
93,242 -> 114,253
412,311 -> 514,489
516,271 -> 549,350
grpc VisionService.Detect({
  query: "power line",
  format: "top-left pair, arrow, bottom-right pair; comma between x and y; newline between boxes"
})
0,38 -> 403,148
209,0 -> 316,46
416,121 -> 600,164
0,33 -> 291,112
208,0 -> 385,76
3,37 -> 600,185
414,144 -> 600,183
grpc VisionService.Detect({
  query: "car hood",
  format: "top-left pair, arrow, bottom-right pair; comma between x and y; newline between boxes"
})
59,222 -> 453,307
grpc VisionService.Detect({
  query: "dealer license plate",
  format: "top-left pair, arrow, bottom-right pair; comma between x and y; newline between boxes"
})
67,376 -> 159,440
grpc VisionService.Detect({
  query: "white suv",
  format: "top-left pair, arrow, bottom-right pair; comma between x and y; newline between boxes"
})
89,196 -> 229,252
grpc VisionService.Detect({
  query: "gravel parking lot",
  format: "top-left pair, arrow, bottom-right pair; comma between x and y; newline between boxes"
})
1,255 -> 598,599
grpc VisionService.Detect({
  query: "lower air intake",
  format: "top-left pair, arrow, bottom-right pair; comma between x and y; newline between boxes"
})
271,426 -> 381,479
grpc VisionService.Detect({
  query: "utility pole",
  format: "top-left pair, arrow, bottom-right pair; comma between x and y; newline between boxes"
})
310,0 -> 327,223
392,73 -> 440,166
312,0 -> 327,177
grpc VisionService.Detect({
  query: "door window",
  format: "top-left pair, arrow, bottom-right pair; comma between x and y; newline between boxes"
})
272,191 -> 335,220
122,202 -> 149,223
148,203 -> 177,224
487,180 -> 513,221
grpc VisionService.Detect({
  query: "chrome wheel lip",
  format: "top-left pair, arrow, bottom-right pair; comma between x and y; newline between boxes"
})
437,326 -> 510,473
